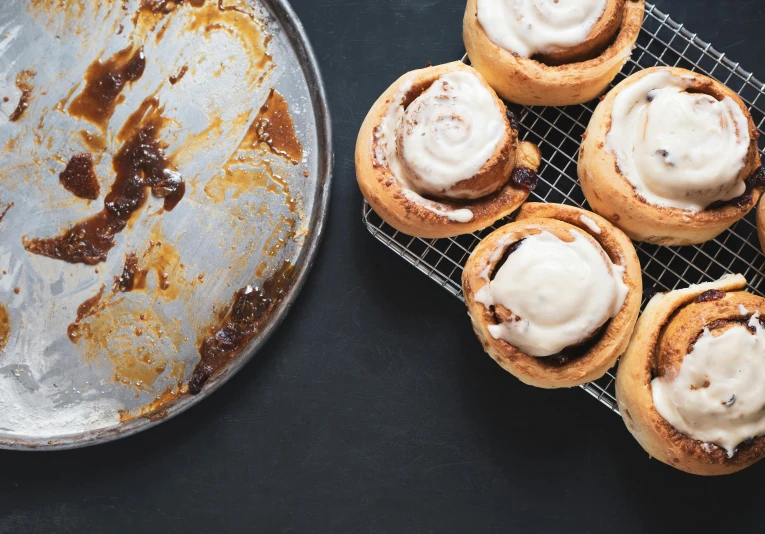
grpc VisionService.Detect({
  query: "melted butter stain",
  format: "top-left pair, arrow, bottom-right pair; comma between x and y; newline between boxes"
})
204,166 -> 267,203
262,215 -> 295,257
0,304 -> 10,354
70,297 -> 185,393
244,89 -> 303,164
115,229 -> 185,302
0,202 -> 14,223
79,130 -> 108,153
202,91 -> 302,206
66,225 -> 192,393
9,70 -> 36,122
119,360 -> 188,423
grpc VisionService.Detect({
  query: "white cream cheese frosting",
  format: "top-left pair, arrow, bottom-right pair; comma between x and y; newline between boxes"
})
372,70 -> 509,222
606,70 -> 750,212
475,229 -> 627,357
652,313 -> 765,456
476,0 -> 608,58
398,71 -> 504,198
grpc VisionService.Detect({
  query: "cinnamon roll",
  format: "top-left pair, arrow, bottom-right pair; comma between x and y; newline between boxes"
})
462,203 -> 641,388
579,67 -> 763,246
617,275 -> 765,475
463,0 -> 644,106
356,61 -> 542,239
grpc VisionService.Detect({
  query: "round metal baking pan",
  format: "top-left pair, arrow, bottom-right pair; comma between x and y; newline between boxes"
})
0,0 -> 332,449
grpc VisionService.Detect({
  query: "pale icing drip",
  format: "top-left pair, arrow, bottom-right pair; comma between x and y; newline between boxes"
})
477,230 -> 627,357
398,71 -> 504,199
652,313 -> 765,456
579,214 -> 602,234
606,70 -> 750,212
476,0 -> 608,57
372,70 -> 507,223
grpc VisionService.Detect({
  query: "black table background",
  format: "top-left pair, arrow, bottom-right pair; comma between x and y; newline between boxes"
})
2,1 -> 765,532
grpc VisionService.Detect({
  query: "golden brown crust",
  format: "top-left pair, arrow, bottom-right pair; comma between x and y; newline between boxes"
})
616,275 -> 765,475
355,61 -> 541,239
579,66 -> 763,246
462,203 -> 642,388
463,0 -> 644,106
539,0 -> 626,65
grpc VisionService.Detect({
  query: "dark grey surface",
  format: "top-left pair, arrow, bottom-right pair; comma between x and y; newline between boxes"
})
2,0 -> 764,532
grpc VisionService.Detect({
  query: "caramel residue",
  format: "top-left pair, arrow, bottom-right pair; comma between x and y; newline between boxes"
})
67,285 -> 108,343
0,202 -> 13,223
9,70 -> 36,122
204,167 -> 268,203
0,304 -> 9,353
115,252 -> 144,292
186,0 -> 272,74
188,261 -> 293,393
169,64 -> 188,84
68,283 -> 185,393
79,130 -> 108,153
203,92 -> 302,205
68,46 -> 146,131
24,97 -> 184,265
246,89 -> 303,164
114,237 -> 183,300
119,361 -> 188,423
59,153 -> 100,200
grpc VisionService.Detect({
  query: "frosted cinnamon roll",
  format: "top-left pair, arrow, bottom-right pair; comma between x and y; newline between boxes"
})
617,275 -> 765,475
579,67 -> 763,245
462,203 -> 641,388
463,0 -> 644,106
356,62 -> 541,238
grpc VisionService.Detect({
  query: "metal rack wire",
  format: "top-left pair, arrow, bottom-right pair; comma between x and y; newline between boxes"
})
362,3 -> 765,414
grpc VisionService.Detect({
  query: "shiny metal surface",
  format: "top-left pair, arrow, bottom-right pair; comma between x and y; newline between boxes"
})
0,0 -> 332,449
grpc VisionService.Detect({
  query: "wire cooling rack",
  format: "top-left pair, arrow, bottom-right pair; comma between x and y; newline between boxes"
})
361,3 -> 765,414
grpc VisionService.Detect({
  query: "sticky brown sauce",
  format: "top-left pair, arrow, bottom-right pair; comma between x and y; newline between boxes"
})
15,0 -> 290,415
0,202 -> 13,223
114,237 -> 183,299
203,90 -> 302,206
0,304 -> 9,354
79,130 -> 108,153
24,97 -> 184,265
246,89 -> 303,164
9,70 -> 36,122
67,284 -> 108,343
67,46 -> 146,131
169,64 -> 188,84
59,153 -> 100,200
119,360 -> 187,423
67,282 -> 186,392
188,260 -> 293,394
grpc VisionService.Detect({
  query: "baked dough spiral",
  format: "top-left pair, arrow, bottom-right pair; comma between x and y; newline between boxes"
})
356,61 -> 541,238
579,67 -> 763,246
463,0 -> 644,106
617,275 -> 765,475
463,203 -> 641,388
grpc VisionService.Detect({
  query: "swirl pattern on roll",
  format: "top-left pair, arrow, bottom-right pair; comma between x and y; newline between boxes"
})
475,229 -> 627,356
462,203 -> 641,389
476,0 -> 608,58
357,62 -> 542,239
397,72 -> 505,199
606,69 -> 750,212
616,275 -> 765,475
